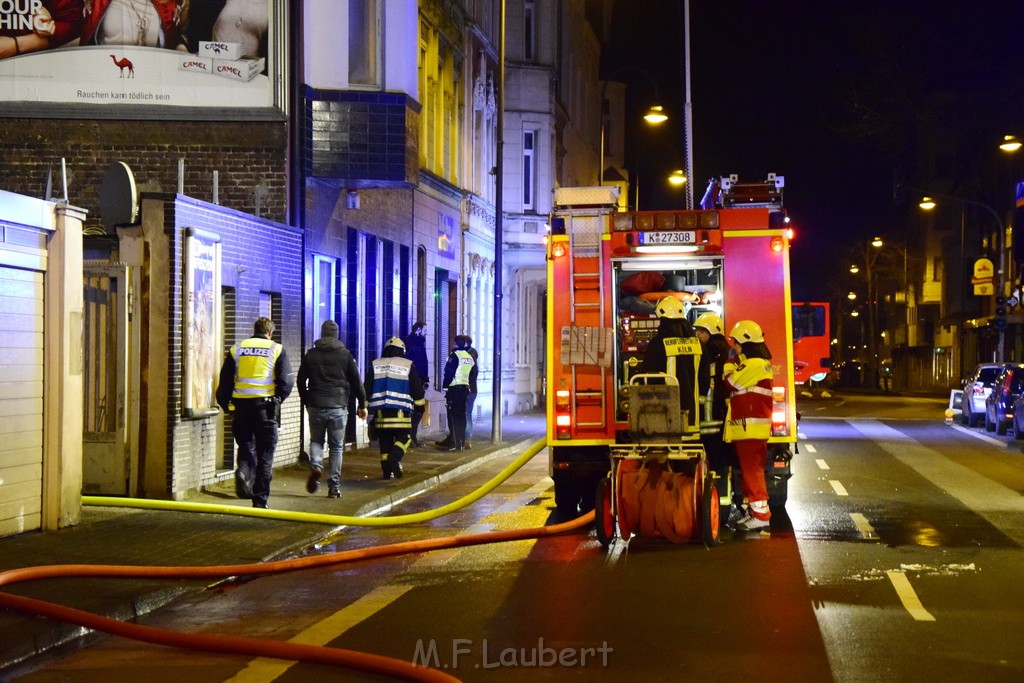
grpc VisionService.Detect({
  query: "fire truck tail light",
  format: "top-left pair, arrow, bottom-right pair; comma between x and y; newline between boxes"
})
551,243 -> 566,258
612,214 -> 633,231
555,390 -> 570,409
771,385 -> 789,436
772,410 -> 787,424
556,414 -> 571,427
770,236 -> 784,252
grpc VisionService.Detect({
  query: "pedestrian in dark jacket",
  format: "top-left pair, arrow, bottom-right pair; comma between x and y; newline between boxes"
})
297,320 -> 367,499
403,321 -> 429,446
217,317 -> 294,509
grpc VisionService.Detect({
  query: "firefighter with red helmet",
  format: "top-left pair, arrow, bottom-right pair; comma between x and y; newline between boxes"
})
722,320 -> 774,531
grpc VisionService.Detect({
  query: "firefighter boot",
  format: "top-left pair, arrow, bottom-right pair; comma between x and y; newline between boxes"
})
380,459 -> 393,480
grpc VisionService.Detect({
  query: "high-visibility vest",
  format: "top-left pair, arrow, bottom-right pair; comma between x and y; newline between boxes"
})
449,349 -> 474,386
368,357 -> 415,413
722,357 -> 774,442
231,338 -> 281,399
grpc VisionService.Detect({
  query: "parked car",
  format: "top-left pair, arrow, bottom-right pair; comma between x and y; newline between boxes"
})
984,364 -> 1024,435
962,363 -> 1002,427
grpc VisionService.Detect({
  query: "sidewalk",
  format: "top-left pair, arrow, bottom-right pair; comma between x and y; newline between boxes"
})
0,412 -> 548,675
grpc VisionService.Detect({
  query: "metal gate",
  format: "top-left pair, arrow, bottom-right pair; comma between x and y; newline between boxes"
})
82,264 -> 134,495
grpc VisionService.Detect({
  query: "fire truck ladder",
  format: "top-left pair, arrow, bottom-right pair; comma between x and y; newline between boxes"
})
566,224 -> 607,430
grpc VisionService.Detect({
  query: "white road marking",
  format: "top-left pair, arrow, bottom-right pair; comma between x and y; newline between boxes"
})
829,480 -> 848,496
848,420 -> 1024,545
816,458 -> 829,470
804,443 -> 817,453
225,584 -> 414,682
849,512 -> 877,539
886,570 -> 936,621
946,422 -> 1008,447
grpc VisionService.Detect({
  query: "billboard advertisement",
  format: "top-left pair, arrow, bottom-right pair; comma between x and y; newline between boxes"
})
0,1 -> 285,113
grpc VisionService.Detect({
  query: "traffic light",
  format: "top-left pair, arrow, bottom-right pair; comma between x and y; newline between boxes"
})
994,295 -> 1008,330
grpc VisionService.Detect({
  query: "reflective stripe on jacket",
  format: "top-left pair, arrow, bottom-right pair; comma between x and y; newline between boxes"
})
231,338 -> 282,399
722,357 -> 773,442
368,357 -> 415,413
665,336 -> 702,433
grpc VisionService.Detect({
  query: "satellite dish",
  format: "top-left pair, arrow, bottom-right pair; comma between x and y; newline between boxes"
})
98,161 -> 138,231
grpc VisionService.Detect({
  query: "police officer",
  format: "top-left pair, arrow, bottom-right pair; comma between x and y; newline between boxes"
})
217,317 -> 294,509
435,335 -> 477,451
639,297 -> 702,436
722,320 -> 774,531
365,337 -> 426,479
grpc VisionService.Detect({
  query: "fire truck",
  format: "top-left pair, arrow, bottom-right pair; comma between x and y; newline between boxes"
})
546,175 -> 797,519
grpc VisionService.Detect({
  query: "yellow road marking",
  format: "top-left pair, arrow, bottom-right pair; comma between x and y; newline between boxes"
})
224,584 -> 413,682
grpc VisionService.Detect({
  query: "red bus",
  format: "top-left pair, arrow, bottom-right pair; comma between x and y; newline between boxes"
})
793,301 -> 831,385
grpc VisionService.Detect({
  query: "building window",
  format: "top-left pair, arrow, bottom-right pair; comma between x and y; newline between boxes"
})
524,0 -> 535,61
258,291 -> 281,343
313,254 -> 337,334
349,0 -> 380,87
523,129 -> 535,211
417,246 -> 427,324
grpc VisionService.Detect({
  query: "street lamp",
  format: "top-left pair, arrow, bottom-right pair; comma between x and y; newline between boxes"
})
668,169 -> 687,187
919,193 -> 1007,362
999,135 -> 1022,153
599,68 -> 668,187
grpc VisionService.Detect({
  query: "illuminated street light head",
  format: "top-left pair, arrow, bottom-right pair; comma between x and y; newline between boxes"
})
847,291 -> 857,300
999,135 -> 1022,153
643,105 -> 668,124
668,169 -> 687,186
919,196 -> 936,210
850,264 -> 860,274
871,236 -> 883,248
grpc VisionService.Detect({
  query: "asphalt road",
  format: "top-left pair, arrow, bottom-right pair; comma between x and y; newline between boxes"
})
13,393 -> 1024,682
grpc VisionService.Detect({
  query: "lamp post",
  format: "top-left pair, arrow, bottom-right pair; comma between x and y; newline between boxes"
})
599,68 -> 668,187
919,193 -> 1006,362
851,236 -> 884,389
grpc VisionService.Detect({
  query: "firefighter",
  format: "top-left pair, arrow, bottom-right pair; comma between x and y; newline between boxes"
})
217,317 -> 294,509
639,297 -> 701,436
695,312 -> 736,496
722,320 -> 774,531
365,337 -> 426,479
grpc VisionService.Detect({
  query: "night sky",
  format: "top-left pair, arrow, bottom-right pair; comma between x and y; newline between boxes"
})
603,1 -> 1024,301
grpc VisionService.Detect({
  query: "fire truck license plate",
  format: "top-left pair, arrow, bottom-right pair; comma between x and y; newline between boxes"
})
637,231 -> 695,245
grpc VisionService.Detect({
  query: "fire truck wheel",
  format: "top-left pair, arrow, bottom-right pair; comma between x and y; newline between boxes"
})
701,477 -> 720,547
595,475 -> 615,549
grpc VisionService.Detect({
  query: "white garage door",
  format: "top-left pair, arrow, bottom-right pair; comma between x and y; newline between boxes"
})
0,266 -> 44,536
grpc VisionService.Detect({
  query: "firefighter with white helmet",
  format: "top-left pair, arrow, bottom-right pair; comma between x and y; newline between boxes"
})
722,319 -> 774,531
639,297 -> 702,435
365,336 -> 426,479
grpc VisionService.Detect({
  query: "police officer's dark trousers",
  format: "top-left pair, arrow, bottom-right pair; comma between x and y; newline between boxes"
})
445,385 -> 470,450
232,397 -> 279,507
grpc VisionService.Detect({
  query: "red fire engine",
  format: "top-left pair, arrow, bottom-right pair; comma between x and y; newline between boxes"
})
546,175 -> 797,528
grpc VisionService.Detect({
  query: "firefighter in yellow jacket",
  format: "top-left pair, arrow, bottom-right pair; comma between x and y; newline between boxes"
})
217,317 -> 294,509
640,297 -> 702,436
722,320 -> 774,531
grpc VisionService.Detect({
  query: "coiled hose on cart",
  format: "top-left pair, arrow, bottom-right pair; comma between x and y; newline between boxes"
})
0,438 -> 597,682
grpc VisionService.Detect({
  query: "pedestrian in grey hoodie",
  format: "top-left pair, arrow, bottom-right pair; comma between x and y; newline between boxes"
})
297,320 -> 367,498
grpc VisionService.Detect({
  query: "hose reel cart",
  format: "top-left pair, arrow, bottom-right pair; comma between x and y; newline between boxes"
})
594,374 -> 720,548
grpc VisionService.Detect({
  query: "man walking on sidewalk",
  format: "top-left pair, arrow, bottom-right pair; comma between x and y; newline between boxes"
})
297,320 -> 367,498
217,317 -> 294,509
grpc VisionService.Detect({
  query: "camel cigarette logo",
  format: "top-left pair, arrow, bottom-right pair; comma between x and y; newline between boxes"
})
109,54 -> 134,78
